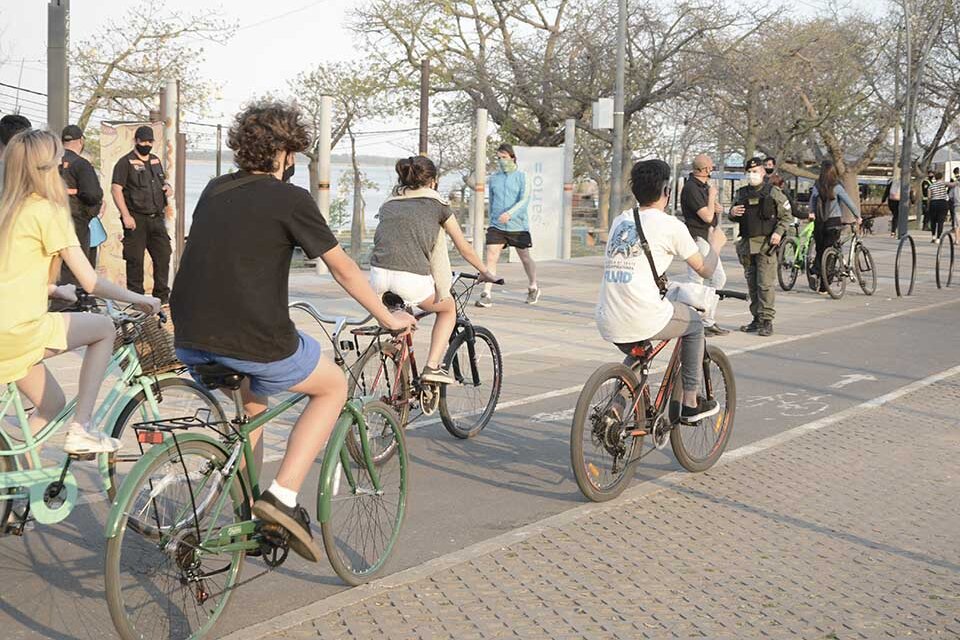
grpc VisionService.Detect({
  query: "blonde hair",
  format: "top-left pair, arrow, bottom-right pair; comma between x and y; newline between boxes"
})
0,129 -> 70,255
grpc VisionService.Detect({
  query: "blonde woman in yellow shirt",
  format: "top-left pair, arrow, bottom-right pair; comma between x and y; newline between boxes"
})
0,129 -> 160,455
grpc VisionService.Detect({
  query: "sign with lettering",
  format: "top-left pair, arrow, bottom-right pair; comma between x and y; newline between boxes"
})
512,146 -> 564,262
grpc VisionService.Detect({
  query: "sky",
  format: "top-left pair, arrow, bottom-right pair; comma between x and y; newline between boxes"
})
0,0 -> 887,157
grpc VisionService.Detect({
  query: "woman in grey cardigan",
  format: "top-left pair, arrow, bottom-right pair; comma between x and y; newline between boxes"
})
809,160 -> 862,294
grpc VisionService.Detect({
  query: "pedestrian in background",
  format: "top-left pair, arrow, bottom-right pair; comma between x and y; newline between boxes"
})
729,157 -> 793,337
763,156 -> 777,180
0,114 -> 32,191
111,125 -> 173,304
680,154 -> 729,336
809,160 -> 862,294
927,170 -> 952,243
921,170 -> 933,231
950,167 -> 959,230
58,125 -> 103,284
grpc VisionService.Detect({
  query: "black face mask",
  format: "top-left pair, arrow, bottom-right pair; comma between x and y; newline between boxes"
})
764,167 -> 774,175
135,144 -> 152,156
282,161 -> 295,183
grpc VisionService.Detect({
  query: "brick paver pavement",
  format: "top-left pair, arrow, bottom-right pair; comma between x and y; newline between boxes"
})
266,375 -> 960,640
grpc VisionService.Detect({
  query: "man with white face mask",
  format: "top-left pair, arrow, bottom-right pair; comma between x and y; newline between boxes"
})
729,157 -> 793,336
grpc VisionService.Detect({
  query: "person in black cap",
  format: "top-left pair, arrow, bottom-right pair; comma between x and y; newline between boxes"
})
729,157 -> 793,336
59,125 -> 103,282
111,125 -> 172,304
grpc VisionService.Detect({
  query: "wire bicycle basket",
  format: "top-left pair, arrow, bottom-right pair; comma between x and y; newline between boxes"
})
114,316 -> 182,376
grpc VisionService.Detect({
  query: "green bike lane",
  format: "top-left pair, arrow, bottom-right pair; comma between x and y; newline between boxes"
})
0,236 -> 957,639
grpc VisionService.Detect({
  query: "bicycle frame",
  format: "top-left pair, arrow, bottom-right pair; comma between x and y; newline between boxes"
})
624,338 -> 685,430
0,343 -> 181,524
793,220 -> 815,268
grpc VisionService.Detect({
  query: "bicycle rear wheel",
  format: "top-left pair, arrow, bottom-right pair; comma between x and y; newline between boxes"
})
321,401 -> 407,586
854,244 -> 877,295
570,364 -> 643,502
822,247 -> 846,299
346,341 -> 410,464
105,439 -> 248,640
777,237 -> 799,291
439,325 -> 503,439
670,345 -> 736,472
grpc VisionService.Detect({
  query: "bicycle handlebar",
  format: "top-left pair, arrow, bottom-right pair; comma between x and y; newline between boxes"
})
453,272 -> 505,286
289,300 -> 373,327
716,289 -> 749,301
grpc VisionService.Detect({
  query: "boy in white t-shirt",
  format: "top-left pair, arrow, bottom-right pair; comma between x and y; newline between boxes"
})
596,159 -> 727,423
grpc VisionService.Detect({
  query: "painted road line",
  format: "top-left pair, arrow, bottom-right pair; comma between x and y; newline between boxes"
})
221,362 -> 960,640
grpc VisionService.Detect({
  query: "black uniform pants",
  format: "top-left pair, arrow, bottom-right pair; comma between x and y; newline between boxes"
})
123,212 -> 171,302
59,215 -> 92,288
813,220 -> 841,292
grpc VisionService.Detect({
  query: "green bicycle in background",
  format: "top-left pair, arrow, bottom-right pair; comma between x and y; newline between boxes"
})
0,297 -> 220,535
103,347 -> 407,640
777,218 -> 819,291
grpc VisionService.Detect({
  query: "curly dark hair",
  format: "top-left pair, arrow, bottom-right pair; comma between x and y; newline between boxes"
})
227,100 -> 311,173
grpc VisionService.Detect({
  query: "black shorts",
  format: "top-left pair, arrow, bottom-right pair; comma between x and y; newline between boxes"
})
485,227 -> 533,249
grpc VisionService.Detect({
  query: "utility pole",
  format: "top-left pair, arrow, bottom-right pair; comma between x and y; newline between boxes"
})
316,95 -> 332,275
47,0 -> 70,131
608,0 -> 627,220
472,108 -> 488,254
419,60 -> 430,156
562,118 -> 575,259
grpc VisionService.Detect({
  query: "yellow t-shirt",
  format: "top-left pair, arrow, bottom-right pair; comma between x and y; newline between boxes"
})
0,194 -> 79,383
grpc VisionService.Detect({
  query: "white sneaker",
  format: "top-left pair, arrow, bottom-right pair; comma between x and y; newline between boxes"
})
63,424 -> 122,455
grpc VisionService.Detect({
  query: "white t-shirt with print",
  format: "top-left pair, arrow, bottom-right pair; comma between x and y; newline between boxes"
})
595,208 -> 699,344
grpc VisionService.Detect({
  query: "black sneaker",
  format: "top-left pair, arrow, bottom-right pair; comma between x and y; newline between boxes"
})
740,318 -> 760,333
252,491 -> 323,562
704,324 -> 730,337
680,397 -> 720,424
422,365 -> 454,384
758,320 -> 773,337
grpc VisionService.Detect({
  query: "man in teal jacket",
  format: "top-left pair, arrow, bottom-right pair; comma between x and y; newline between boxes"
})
476,143 -> 541,307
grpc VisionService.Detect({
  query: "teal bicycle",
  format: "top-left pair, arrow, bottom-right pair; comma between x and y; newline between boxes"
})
777,218 -> 819,291
103,332 -> 407,640
0,299 -> 221,535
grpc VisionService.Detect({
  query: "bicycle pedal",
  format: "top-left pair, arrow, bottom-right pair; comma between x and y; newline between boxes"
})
628,429 -> 647,437
68,452 -> 97,461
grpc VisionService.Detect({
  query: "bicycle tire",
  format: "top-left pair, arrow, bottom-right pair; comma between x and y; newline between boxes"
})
935,233 -> 955,288
105,439 -> 248,640
804,248 -> 819,291
346,341 -> 410,464
777,237 -> 799,291
570,363 -> 643,502
670,345 -> 736,472
321,401 -> 407,585
854,244 -> 877,295
108,377 -> 225,508
821,246 -> 846,299
439,325 -> 503,439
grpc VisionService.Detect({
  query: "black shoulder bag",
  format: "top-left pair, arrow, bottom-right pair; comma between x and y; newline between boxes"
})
208,173 -> 273,199
632,206 -> 669,298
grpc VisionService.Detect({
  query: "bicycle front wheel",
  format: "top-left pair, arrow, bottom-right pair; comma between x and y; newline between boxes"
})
670,345 -> 736,472
821,247 -> 846,299
105,439 -> 248,640
321,401 -> 407,586
439,325 -> 503,439
346,340 -> 410,464
777,237 -> 799,291
854,244 -> 877,295
570,363 -> 643,502
109,377 -> 225,506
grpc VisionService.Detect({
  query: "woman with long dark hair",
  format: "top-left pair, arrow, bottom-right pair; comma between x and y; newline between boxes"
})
809,160 -> 862,293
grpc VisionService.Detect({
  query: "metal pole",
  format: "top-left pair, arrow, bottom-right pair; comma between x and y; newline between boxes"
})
175,131 -> 186,265
898,0 -> 914,239
472,108 -> 488,254
215,124 -> 223,176
608,0 -> 627,220
316,96 -> 333,275
562,118 -> 575,259
419,60 -> 430,156
46,0 -> 69,131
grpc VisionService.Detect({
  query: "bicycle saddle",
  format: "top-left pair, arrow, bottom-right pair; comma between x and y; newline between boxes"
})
193,363 -> 245,391
628,340 -> 653,359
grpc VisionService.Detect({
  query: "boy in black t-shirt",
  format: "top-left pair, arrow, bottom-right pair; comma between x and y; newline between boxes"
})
170,101 -> 415,562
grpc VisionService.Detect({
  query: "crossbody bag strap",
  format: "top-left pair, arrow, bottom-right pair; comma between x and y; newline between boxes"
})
208,173 -> 272,199
632,207 -> 668,298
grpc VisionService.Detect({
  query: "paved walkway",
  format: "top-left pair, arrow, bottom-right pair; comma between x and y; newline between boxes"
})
249,373 -> 960,640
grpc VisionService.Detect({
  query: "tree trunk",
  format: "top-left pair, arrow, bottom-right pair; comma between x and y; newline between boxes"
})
840,171 -> 862,220
597,178 -> 610,233
349,133 -> 364,261
308,154 -> 320,206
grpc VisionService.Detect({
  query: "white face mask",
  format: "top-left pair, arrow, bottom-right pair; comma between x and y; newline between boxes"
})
746,171 -> 764,187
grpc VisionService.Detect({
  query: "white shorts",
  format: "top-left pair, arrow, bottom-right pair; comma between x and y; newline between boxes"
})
369,267 -> 435,306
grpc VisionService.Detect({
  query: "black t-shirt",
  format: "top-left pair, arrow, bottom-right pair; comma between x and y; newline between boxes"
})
111,150 -> 167,215
680,174 -> 715,240
170,171 -> 339,362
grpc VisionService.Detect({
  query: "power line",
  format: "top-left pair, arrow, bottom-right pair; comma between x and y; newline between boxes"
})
237,0 -> 330,31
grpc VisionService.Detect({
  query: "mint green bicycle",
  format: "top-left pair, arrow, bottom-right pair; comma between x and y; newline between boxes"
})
777,218 -> 819,291
0,299 -> 221,535
103,328 -> 408,640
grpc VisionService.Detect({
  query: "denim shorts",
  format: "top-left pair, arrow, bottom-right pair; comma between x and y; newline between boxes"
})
176,331 -> 321,397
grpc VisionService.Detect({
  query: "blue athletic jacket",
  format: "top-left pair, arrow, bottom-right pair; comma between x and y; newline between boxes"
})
488,169 -> 531,232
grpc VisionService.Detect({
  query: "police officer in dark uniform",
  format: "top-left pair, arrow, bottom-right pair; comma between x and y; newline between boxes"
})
111,125 -> 172,304
729,157 -> 793,337
59,125 -> 103,285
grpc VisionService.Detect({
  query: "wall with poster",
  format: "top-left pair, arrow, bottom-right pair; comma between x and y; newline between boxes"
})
98,122 -> 175,291
511,146 -> 564,262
